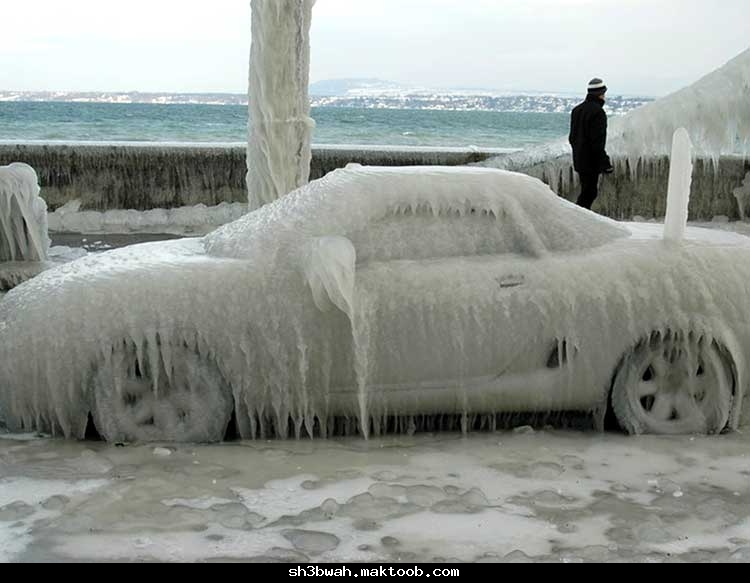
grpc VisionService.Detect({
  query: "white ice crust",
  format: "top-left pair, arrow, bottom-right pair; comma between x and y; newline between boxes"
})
247,0 -> 316,210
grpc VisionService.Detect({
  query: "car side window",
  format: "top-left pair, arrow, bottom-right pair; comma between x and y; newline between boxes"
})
347,206 -> 541,264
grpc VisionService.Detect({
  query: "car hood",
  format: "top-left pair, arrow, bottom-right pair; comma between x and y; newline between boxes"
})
625,222 -> 750,247
0,236 -> 254,356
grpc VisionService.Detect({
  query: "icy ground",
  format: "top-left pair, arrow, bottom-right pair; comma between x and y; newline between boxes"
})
1,430 -> 750,563
47,201 -> 247,237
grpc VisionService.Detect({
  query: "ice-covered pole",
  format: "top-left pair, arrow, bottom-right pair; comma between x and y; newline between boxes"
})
247,0 -> 316,211
663,128 -> 693,244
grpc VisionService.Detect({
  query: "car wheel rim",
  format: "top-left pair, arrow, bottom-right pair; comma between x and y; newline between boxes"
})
625,334 -> 732,434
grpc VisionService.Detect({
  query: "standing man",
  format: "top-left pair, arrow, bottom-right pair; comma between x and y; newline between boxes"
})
569,78 -> 615,210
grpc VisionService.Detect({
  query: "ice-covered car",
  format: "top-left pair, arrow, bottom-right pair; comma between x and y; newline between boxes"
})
0,166 -> 748,442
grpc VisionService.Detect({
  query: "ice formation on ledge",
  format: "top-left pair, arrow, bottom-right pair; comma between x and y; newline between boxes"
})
247,0 -> 316,210
609,48 -> 750,163
0,163 -> 50,262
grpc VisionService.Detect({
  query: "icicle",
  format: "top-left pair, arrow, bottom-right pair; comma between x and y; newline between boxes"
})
733,172 -> 750,220
160,330 -> 174,385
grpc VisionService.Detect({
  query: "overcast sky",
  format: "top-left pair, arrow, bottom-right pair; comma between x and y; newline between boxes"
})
0,0 -> 747,97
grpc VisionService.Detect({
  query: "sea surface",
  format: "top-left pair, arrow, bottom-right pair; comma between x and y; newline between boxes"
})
0,101 -> 570,149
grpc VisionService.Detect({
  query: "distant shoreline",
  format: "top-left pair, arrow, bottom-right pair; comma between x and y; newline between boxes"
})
0,140 -> 520,154
0,94 -> 653,116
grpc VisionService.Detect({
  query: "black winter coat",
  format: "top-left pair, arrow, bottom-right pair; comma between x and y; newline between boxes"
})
569,95 -> 613,174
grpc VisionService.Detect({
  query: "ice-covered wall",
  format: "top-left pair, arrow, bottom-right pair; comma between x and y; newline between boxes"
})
0,144 -> 747,220
0,163 -> 50,262
312,146 -> 500,180
499,153 -> 749,221
0,144 -> 496,211
247,0 -> 316,210
0,143 -> 250,211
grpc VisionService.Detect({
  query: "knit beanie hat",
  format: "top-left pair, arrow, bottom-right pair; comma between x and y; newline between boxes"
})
588,78 -> 607,96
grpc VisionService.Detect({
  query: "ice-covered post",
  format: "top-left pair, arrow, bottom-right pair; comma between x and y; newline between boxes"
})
663,128 -> 693,243
0,163 -> 50,262
247,0 -> 316,210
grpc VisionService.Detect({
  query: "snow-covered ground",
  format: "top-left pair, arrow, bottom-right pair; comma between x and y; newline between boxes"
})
47,200 -> 248,236
1,429 -> 749,563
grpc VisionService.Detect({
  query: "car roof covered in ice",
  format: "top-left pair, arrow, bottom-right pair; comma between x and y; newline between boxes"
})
205,165 -> 629,259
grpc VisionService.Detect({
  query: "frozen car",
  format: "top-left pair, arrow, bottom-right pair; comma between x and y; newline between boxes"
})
0,166 -> 748,442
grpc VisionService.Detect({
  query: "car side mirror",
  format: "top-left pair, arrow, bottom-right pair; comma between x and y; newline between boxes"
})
303,236 -> 356,319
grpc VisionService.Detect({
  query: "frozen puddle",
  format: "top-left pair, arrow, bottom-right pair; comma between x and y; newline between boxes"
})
1,431 -> 749,562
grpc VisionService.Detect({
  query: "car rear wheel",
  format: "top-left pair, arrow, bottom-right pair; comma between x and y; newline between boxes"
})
611,331 -> 734,435
91,340 -> 234,443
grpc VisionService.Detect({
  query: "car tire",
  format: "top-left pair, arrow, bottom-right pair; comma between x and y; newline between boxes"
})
611,331 -> 734,435
91,339 -> 234,443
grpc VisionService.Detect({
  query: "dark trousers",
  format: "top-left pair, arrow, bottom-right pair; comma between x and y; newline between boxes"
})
576,172 -> 600,210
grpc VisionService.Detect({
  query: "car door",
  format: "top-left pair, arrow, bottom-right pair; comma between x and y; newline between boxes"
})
341,205 -> 564,414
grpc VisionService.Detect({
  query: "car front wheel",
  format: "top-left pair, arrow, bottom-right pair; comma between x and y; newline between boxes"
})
91,339 -> 234,443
